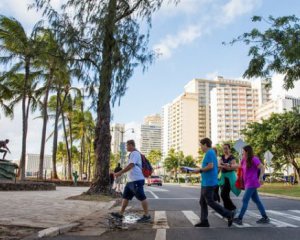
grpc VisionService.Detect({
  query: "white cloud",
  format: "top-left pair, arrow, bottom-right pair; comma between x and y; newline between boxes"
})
0,0 -> 42,28
0,104 -> 53,161
154,24 -> 203,59
221,0 -> 262,24
154,0 -> 261,59
0,0 -> 65,31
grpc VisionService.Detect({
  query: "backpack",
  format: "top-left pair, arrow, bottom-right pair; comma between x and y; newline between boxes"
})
140,154 -> 153,178
130,151 -> 153,178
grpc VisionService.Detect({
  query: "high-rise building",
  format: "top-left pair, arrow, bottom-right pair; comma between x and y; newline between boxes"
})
211,83 -> 259,143
111,123 -> 125,155
255,95 -> 300,121
162,92 -> 199,158
144,114 -> 161,126
140,114 -> 162,156
162,104 -> 171,159
184,76 -> 271,144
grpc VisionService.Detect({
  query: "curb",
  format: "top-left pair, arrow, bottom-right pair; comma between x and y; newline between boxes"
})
23,223 -> 79,240
25,200 -> 117,239
37,223 -> 79,238
259,192 -> 300,201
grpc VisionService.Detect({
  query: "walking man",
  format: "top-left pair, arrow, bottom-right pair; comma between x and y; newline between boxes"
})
185,138 -> 235,227
111,140 -> 151,222
0,139 -> 11,160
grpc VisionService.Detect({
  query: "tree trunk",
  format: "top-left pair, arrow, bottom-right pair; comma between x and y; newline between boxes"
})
51,89 -> 60,179
68,117 -> 73,177
291,160 -> 300,184
19,60 -> 30,181
38,74 -> 53,179
88,148 -> 91,182
87,0 -> 116,194
58,92 -> 72,180
62,113 -> 72,180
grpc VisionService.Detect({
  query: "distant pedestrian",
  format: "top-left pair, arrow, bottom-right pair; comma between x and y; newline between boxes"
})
114,163 -> 123,192
219,144 -> 240,211
111,140 -> 151,223
0,139 -> 11,160
233,145 -> 270,225
184,138 -> 235,227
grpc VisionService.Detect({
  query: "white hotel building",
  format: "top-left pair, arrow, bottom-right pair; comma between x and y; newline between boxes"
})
162,76 -> 271,158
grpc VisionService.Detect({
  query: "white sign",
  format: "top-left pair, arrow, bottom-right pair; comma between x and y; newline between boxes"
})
234,139 -> 247,156
264,150 -> 274,166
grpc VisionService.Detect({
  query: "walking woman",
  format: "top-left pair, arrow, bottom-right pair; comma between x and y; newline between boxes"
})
219,144 -> 240,211
233,145 -> 270,225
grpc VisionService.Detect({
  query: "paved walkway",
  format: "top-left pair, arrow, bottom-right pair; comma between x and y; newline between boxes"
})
0,187 -> 110,228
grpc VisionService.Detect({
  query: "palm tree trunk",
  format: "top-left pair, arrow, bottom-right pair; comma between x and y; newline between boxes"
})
88,148 -> 91,181
88,0 -> 116,194
62,112 -> 72,180
68,118 -> 73,179
39,75 -> 53,179
19,61 -> 30,181
51,89 -> 60,179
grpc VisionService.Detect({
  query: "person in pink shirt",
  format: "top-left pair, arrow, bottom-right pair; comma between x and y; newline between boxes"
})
233,145 -> 270,225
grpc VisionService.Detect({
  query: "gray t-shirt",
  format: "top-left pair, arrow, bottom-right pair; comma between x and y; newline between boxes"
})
127,151 -> 144,182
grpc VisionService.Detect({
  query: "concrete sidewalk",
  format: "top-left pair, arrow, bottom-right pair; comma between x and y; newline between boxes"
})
0,187 -> 112,229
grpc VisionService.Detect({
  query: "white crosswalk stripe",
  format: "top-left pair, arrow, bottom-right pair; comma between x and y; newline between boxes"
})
153,211 -> 169,229
182,211 -> 200,226
289,210 -> 300,215
211,211 -> 252,228
246,210 -> 298,228
150,210 -> 300,229
267,210 -> 300,222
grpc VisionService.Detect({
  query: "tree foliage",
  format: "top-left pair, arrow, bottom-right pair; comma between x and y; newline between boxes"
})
32,0 -> 178,193
229,15 -> 300,89
147,149 -> 162,166
242,109 -> 300,179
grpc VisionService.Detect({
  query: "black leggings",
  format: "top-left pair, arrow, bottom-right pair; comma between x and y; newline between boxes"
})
221,177 -> 236,211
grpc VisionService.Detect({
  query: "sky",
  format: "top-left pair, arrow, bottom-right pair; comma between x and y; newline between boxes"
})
0,0 -> 300,159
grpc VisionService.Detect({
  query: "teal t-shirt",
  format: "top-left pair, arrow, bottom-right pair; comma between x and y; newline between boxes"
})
201,149 -> 218,187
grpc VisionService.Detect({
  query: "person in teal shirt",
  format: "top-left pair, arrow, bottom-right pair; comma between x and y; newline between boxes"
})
183,138 -> 235,228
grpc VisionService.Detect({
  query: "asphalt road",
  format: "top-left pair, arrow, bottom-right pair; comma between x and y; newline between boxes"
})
49,183 -> 300,240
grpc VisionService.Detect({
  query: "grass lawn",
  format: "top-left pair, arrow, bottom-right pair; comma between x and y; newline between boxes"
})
259,183 -> 300,198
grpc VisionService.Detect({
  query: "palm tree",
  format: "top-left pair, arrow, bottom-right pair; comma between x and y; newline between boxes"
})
0,78 -> 13,118
73,107 -> 95,179
37,29 -> 69,179
0,15 -> 43,180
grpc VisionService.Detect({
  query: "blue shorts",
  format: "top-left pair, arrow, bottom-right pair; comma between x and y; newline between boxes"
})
123,180 -> 146,201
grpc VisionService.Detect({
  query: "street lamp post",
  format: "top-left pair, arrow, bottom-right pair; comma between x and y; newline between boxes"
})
111,127 -> 134,168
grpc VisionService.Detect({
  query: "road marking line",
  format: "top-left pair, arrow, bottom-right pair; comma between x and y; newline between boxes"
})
289,210 -> 300,215
182,211 -> 200,226
146,186 -> 168,192
155,229 -> 166,240
267,210 -> 300,222
247,210 -> 298,228
153,211 -> 169,229
212,211 -> 252,228
148,190 -> 159,199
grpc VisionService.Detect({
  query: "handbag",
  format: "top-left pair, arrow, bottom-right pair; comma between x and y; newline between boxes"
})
235,167 -> 245,190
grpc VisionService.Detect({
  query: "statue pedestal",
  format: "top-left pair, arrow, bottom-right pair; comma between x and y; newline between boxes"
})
0,160 -> 18,181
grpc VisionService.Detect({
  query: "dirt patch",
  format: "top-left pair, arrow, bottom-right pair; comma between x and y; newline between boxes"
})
0,225 -> 40,240
66,193 -> 116,202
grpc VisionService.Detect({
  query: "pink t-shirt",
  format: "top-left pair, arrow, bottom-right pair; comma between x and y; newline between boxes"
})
241,156 -> 261,189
